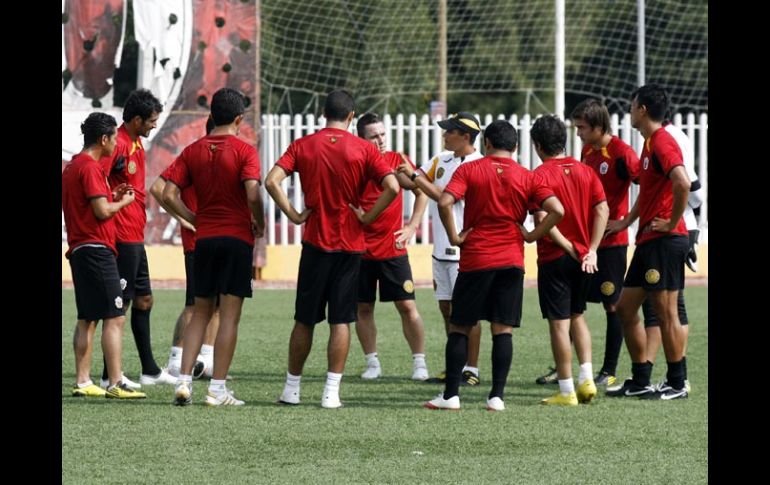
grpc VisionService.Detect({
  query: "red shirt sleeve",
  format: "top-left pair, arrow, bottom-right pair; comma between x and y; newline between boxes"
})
82,162 -> 110,199
165,151 -> 191,189
240,145 -> 261,182
624,145 -> 641,183
443,163 -> 468,201
656,136 -> 685,176
276,140 -> 298,174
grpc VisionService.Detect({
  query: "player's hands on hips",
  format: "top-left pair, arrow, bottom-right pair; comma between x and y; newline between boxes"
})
650,217 -> 673,232
179,217 -> 196,233
290,207 -> 312,225
450,227 -> 473,247
518,223 -> 537,243
349,204 -> 371,224
394,225 -> 416,248
605,217 -> 626,236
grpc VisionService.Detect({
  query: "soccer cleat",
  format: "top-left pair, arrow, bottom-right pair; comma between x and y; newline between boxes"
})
461,370 -> 480,386
576,379 -> 598,404
205,389 -> 245,406
642,380 -> 689,400
277,388 -> 300,405
486,396 -> 505,411
412,365 -> 429,381
192,360 -> 206,379
605,379 -> 655,398
594,370 -> 617,386
426,370 -> 447,384
101,374 -> 141,390
423,393 -> 460,410
535,367 -> 558,385
139,369 -> 179,385
321,392 -> 343,409
105,382 -> 147,399
361,363 -> 382,380
541,392 -> 578,406
174,381 -> 192,406
72,383 -> 107,397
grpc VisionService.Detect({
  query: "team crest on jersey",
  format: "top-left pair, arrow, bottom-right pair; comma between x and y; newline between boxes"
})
496,167 -> 504,174
599,162 -> 609,175
643,157 -> 649,170
209,144 -> 218,152
563,168 -> 570,175
600,281 -> 615,296
127,161 -> 137,174
436,167 -> 445,179
403,280 -> 415,293
114,296 -> 123,309
330,136 -> 338,144
644,269 -> 661,284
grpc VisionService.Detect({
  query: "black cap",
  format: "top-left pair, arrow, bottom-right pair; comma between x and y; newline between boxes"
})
437,111 -> 481,133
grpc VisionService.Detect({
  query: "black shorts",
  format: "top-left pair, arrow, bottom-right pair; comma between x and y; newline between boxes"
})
587,246 -> 627,305
184,251 -> 195,306
624,235 -> 688,291
194,237 -> 254,299
538,254 -> 592,320
642,290 -> 689,327
358,256 -> 415,303
295,243 -> 361,325
69,245 -> 125,321
451,266 -> 524,327
116,242 -> 152,300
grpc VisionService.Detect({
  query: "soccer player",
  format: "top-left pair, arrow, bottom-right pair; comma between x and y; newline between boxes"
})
63,112 -> 145,399
163,87 -> 264,406
396,112 -> 485,386
354,113 -> 430,381
423,120 -> 563,411
99,88 -> 177,388
267,90 -> 399,409
530,115 -> 609,406
606,84 -> 691,400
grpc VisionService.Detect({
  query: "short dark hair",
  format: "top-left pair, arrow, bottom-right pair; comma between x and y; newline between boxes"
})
356,112 -> 380,137
123,88 -> 163,123
570,98 -> 611,134
483,120 -> 518,151
631,83 -> 669,122
324,90 -> 355,122
211,88 -> 246,126
81,112 -> 117,147
530,115 -> 567,157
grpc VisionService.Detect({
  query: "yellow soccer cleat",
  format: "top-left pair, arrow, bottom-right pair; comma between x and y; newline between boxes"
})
72,383 -> 107,397
541,391 -> 578,406
105,382 -> 147,399
577,379 -> 598,404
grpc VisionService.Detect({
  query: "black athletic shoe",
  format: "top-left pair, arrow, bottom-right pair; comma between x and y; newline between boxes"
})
535,367 -> 558,385
605,378 -> 655,398
460,370 -> 480,386
640,381 -> 689,400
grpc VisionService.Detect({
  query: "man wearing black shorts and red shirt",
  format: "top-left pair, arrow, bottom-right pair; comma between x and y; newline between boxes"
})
531,115 -> 609,407
606,84 -> 691,400
63,112 -> 145,400
100,89 -> 177,388
353,112 -> 430,381
266,90 -> 399,409
163,88 -> 264,406
424,120 -> 562,411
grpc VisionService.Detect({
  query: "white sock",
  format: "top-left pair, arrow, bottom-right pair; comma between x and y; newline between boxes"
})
168,346 -> 183,367
578,362 -> 593,385
462,365 -> 479,376
558,378 -> 575,396
285,372 -> 301,390
179,374 -> 193,385
209,379 -> 227,395
77,380 -> 93,388
324,372 -> 342,395
413,353 -> 426,368
198,344 -> 214,362
364,352 -> 380,366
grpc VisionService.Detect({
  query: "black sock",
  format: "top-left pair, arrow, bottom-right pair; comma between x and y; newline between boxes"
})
631,361 -> 653,387
489,333 -> 512,400
131,307 -> 161,376
443,332 -> 468,399
101,356 -> 108,381
666,359 -> 686,390
682,355 -> 688,380
602,311 -> 623,375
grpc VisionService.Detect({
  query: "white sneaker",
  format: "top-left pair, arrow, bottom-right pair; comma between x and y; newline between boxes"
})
174,381 -> 192,406
204,389 -> 245,406
139,369 -> 179,385
423,393 -> 460,410
412,365 -> 429,381
361,363 -> 382,380
321,391 -> 343,409
486,396 -> 505,411
100,374 -> 142,390
167,365 -> 181,377
277,387 -> 300,405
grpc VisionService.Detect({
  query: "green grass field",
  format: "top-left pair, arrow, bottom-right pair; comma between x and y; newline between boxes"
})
62,287 -> 707,484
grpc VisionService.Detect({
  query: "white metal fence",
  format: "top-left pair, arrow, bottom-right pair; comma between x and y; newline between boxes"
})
259,112 -> 708,246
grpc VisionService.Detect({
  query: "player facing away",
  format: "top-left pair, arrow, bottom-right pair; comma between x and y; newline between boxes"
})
266,90 -> 399,409
354,112 -> 430,381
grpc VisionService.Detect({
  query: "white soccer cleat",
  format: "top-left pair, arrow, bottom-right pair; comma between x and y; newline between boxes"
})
486,396 -> 505,411
412,365 -> 429,381
277,388 -> 300,405
139,369 -> 179,385
100,373 -> 142,390
423,393 -> 460,410
361,363 -> 382,380
321,392 -> 343,409
204,389 -> 245,406
174,381 -> 192,407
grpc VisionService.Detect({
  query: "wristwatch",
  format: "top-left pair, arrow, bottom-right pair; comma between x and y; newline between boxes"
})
410,172 -> 420,181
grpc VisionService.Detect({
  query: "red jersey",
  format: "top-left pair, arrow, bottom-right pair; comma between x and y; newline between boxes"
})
101,124 -> 147,243
443,156 -> 554,272
361,151 -> 414,260
160,162 -> 198,253
533,157 -> 606,264
166,134 -> 261,246
62,153 -> 118,257
581,136 -> 640,247
275,127 -> 393,253
636,127 -> 688,245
